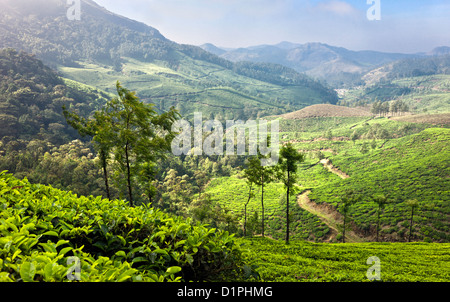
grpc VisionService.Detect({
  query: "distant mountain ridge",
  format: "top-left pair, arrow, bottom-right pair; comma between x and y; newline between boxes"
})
200,42 -> 448,87
0,0 -> 338,120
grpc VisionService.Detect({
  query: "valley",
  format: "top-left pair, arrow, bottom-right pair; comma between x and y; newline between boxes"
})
0,0 -> 449,284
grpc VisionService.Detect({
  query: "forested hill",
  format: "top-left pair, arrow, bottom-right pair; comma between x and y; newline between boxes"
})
386,54 -> 450,79
0,48 -> 108,143
0,0 -> 166,67
0,0 -> 322,86
363,54 -> 450,85
0,0 -> 338,119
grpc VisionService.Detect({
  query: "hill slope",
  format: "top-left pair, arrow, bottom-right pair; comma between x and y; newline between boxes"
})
0,0 -> 338,120
309,128 -> 450,242
341,55 -> 450,114
280,104 -> 373,119
203,42 -> 417,87
0,48 -> 109,143
241,237 -> 450,282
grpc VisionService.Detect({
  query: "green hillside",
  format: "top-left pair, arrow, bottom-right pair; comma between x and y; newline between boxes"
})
0,0 -> 449,285
309,128 -> 450,242
0,48 -> 109,143
202,176 -> 331,241
340,54 -> 450,114
2,171 -> 448,282
58,56 -> 334,121
201,115 -> 449,243
0,0 -> 338,120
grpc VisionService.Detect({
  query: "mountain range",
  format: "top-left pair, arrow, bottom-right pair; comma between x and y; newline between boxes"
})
0,0 -> 449,121
0,0 -> 338,120
200,42 -> 450,87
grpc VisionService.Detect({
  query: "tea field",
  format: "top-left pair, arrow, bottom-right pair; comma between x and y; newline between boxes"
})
203,117 -> 449,243
240,237 -> 450,282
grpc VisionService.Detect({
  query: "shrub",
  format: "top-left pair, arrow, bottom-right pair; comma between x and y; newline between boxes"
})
0,171 -> 247,282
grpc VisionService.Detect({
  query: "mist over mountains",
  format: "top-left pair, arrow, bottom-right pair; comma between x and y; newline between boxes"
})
200,42 -> 450,87
0,0 -> 340,120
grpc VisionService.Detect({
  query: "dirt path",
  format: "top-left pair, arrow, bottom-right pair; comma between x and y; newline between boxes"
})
319,158 -> 349,179
297,191 -> 365,243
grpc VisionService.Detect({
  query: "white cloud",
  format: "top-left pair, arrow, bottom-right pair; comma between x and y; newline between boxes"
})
314,0 -> 359,17
92,0 -> 449,53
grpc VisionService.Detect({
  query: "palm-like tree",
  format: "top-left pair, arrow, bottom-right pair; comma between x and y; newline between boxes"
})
371,194 -> 389,242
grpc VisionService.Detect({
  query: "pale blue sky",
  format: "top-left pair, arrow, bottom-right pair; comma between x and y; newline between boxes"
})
93,0 -> 450,53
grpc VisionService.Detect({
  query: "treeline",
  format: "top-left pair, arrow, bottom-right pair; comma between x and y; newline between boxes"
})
371,99 -> 410,116
0,137 -> 246,217
363,84 -> 412,102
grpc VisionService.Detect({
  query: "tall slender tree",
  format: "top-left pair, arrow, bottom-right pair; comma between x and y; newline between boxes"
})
406,199 -> 419,242
244,154 -> 274,238
242,180 -> 255,237
277,143 -> 304,244
106,81 -> 179,206
63,106 -> 114,199
371,194 -> 389,242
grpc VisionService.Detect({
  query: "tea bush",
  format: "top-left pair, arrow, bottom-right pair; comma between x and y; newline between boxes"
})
0,171 -> 247,282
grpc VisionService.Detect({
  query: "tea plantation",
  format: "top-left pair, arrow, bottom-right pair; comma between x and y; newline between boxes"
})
0,171 -> 245,282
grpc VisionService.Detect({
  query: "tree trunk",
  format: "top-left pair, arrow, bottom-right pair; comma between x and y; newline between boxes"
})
343,214 -> 346,243
261,181 -> 265,238
408,207 -> 414,242
244,185 -> 252,237
376,210 -> 380,242
125,142 -> 133,206
286,178 -> 290,245
244,203 -> 248,237
100,150 -> 110,200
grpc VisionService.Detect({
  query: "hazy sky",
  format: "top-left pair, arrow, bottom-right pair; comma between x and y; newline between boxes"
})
93,0 -> 450,53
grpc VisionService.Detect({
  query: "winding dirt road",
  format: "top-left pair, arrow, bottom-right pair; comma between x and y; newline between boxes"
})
296,160 -> 365,242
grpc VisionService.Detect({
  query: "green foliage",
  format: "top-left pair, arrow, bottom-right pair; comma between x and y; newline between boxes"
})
0,48 -> 108,143
277,143 -> 305,243
63,82 -> 180,205
202,176 -> 330,241
386,55 -> 450,80
240,237 -> 450,282
0,172 -> 248,282
243,155 -> 276,237
309,128 -> 450,242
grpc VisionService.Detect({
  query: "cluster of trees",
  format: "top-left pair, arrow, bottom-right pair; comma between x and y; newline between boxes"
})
0,139 -> 106,197
243,143 -> 305,244
371,99 -> 409,116
0,135 -> 249,230
63,81 -> 179,206
337,191 -> 421,243
363,83 -> 412,102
